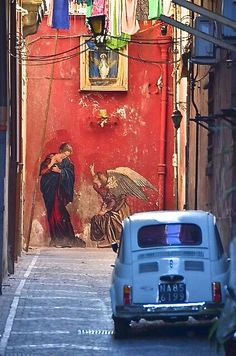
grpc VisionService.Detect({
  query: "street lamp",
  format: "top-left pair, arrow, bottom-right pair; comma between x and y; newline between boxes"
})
171,108 -> 182,210
171,109 -> 183,130
87,15 -> 106,45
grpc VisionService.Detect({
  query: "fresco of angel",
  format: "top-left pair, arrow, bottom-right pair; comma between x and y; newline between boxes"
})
89,163 -> 158,247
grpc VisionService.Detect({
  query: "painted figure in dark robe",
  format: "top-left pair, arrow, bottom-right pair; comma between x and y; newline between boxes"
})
40,143 -> 84,247
89,164 -> 158,247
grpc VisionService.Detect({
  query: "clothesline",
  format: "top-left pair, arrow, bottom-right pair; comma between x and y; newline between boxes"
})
47,0 -> 163,49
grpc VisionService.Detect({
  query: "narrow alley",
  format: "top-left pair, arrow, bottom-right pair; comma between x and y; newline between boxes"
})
0,248 -> 222,355
1,0 -> 236,354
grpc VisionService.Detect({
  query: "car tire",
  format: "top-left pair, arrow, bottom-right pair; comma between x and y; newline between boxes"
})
113,317 -> 131,339
224,337 -> 236,356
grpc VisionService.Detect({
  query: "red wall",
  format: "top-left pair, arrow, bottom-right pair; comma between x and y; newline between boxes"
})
24,16 -> 174,246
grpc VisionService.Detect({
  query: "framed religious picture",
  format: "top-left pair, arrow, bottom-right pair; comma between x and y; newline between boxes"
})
80,37 -> 128,91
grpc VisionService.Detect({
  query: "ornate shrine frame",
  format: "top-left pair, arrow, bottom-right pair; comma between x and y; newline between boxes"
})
80,36 -> 128,91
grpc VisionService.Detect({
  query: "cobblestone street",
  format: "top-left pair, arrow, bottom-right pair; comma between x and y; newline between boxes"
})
0,248 -> 223,355
0,248 -> 115,355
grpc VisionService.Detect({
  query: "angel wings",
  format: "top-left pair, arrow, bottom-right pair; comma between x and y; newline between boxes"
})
105,167 -> 158,201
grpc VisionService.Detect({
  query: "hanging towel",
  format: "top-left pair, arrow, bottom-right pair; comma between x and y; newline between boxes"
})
148,0 -> 162,20
106,32 -> 130,49
106,0 -> 129,49
47,0 -> 54,27
86,1 -> 93,17
91,0 -> 109,31
108,0 -> 122,38
121,0 -> 139,35
48,0 -> 69,29
136,0 -> 149,21
91,0 -> 107,15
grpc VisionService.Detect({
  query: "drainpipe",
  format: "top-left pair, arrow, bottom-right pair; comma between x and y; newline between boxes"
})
15,0 -> 24,257
0,0 -> 8,294
8,0 -> 18,273
184,59 -> 191,210
157,41 -> 169,210
191,64 -> 200,210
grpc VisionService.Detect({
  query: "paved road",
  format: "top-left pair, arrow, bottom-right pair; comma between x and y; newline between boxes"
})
0,248 -> 223,355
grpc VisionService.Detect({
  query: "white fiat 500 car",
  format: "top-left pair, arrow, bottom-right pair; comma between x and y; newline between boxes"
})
110,210 -> 230,338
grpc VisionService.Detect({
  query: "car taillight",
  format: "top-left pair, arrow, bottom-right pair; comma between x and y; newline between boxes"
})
123,285 -> 132,305
212,282 -> 222,302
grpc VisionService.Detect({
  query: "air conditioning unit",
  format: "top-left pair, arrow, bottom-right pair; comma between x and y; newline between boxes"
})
221,0 -> 236,39
191,16 -> 219,65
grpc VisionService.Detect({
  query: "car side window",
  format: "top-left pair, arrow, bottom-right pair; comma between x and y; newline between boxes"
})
215,225 -> 224,259
117,231 -> 124,263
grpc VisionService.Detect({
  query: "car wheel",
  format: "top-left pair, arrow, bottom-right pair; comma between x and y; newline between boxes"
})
113,317 -> 131,339
224,337 -> 236,356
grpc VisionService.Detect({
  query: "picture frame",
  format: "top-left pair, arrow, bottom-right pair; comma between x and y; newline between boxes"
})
80,36 -> 128,91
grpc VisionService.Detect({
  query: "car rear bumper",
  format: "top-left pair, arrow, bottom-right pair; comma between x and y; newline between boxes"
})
115,302 -> 223,320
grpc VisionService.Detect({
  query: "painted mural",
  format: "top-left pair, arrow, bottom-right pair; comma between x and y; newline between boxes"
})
39,143 -> 85,248
24,16 -> 174,248
89,164 -> 157,247
39,148 -> 157,248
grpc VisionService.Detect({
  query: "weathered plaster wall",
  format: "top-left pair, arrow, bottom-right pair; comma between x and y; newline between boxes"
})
24,17 -> 174,246
188,59 -> 235,251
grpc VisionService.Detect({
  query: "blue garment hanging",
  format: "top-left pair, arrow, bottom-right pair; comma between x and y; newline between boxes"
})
52,0 -> 69,29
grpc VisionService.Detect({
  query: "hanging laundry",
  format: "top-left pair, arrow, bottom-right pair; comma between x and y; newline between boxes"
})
86,0 -> 93,16
121,0 -> 139,35
106,0 -> 129,49
91,0 -> 109,32
108,0 -> 122,38
136,0 -> 148,21
47,0 -> 70,29
91,0 -> 108,15
106,32 -> 130,49
148,0 -> 162,20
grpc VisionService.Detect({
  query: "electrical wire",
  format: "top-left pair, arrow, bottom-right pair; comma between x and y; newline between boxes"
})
107,34 -> 190,45
194,67 -> 212,82
13,42 -> 179,66
106,45 -> 180,65
12,31 -> 190,59
11,31 -> 189,66
25,36 -> 92,59
10,37 -> 92,65
11,36 -> 92,63
14,48 -> 90,66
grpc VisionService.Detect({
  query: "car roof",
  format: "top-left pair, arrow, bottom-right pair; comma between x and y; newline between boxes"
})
121,211 -> 219,257
127,210 -> 214,225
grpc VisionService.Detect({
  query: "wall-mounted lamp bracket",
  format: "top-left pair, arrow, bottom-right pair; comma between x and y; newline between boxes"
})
190,109 -> 236,129
87,15 -> 107,46
220,108 -> 236,125
189,116 -> 215,131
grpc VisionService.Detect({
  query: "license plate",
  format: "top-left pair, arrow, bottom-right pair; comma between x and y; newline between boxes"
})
159,283 -> 186,303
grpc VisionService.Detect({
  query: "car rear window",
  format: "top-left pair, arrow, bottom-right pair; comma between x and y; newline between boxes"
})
138,223 -> 202,247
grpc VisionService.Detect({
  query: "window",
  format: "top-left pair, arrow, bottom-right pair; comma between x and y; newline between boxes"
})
138,223 -> 202,248
215,226 -> 224,259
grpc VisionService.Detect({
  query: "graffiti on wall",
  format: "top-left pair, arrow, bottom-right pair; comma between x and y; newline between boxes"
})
89,164 -> 158,247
